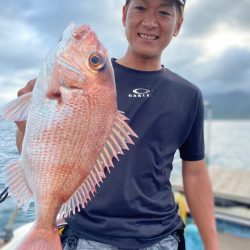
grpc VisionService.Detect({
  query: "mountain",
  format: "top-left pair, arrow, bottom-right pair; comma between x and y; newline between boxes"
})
203,91 -> 250,119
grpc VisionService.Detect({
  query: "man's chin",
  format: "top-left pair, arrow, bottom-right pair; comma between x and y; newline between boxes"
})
135,50 -> 162,60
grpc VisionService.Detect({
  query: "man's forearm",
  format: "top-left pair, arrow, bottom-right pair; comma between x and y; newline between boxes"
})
182,160 -> 219,250
16,128 -> 24,153
15,121 -> 26,154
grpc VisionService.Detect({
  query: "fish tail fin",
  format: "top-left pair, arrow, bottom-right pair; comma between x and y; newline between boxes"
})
16,225 -> 62,250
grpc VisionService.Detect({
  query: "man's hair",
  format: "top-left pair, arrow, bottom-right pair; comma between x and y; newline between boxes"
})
125,0 -> 184,17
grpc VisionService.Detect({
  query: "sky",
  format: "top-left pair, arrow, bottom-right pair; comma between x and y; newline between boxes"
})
0,0 -> 250,104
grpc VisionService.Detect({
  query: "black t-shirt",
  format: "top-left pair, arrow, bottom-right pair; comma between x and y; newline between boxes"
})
66,58 -> 205,249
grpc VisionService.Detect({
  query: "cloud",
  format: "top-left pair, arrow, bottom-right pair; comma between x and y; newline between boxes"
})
199,48 -> 250,93
162,0 -> 250,94
11,0 -> 125,46
0,0 -> 249,105
0,0 -> 126,104
207,48 -> 250,84
183,0 -> 250,37
168,47 -> 250,94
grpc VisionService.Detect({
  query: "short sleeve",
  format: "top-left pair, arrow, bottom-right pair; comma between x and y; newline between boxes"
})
179,90 -> 205,161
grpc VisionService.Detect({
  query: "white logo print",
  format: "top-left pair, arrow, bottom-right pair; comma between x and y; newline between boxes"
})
128,88 -> 151,98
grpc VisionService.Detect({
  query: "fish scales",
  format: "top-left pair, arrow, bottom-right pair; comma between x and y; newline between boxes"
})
1,23 -> 138,250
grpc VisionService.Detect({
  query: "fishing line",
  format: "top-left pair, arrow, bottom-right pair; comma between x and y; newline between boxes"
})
0,187 -> 9,203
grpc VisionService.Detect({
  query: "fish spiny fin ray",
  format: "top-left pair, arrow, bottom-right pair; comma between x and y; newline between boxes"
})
57,111 -> 138,219
6,161 -> 33,211
0,92 -> 32,121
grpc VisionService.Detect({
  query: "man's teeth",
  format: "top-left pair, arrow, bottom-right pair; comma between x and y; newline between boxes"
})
139,33 -> 158,40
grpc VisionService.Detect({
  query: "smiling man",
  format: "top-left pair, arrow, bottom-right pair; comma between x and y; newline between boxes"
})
118,0 -> 183,70
17,0 -> 219,249
64,1 -> 218,249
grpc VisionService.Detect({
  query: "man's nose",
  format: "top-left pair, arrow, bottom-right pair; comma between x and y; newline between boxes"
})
142,13 -> 158,29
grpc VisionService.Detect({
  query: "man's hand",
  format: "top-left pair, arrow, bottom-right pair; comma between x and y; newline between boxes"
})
16,78 -> 36,153
182,160 -> 219,250
17,78 -> 36,97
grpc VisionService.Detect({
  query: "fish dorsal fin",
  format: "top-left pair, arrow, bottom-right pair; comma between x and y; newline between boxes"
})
58,111 -> 138,219
0,92 -> 32,121
6,161 -> 33,211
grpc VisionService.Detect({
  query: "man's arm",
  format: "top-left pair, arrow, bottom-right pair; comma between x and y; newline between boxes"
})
182,159 -> 219,250
16,78 -> 36,153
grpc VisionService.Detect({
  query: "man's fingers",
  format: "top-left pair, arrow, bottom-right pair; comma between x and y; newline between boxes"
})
27,78 -> 36,88
17,78 -> 37,97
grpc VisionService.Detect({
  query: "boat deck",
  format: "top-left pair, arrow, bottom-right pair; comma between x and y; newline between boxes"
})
171,166 -> 250,205
219,232 -> 250,250
171,166 -> 250,224
171,165 -> 250,247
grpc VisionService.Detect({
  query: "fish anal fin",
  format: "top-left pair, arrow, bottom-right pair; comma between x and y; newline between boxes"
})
7,161 -> 33,211
58,111 -> 138,219
0,92 -> 32,121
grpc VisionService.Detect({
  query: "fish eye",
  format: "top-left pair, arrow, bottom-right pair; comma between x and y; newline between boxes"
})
89,53 -> 105,70
90,55 -> 99,64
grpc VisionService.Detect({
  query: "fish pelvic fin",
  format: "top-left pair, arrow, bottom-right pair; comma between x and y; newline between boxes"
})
0,92 -> 32,121
16,224 -> 62,250
58,111 -> 138,219
6,161 -> 33,212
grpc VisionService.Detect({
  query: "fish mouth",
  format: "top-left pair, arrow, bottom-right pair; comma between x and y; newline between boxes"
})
138,33 -> 159,40
60,81 -> 82,90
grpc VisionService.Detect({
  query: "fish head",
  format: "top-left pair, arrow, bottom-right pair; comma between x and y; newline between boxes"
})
53,23 -> 116,100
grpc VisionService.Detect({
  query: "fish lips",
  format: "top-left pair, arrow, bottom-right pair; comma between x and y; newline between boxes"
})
47,82 -> 85,100
60,81 -> 85,95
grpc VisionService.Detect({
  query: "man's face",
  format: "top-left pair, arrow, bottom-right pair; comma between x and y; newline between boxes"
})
122,0 -> 183,60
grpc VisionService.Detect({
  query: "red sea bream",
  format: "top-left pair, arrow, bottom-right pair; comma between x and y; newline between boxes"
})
1,23 -> 138,250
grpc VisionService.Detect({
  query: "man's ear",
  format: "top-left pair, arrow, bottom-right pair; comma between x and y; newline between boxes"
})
173,17 -> 183,37
122,5 -> 128,27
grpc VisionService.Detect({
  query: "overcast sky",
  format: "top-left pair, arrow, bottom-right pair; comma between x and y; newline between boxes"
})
0,0 -> 249,104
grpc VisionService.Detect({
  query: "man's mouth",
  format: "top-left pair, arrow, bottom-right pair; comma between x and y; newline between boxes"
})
138,33 -> 159,40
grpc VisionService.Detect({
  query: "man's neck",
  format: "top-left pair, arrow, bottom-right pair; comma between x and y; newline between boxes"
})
116,51 -> 162,71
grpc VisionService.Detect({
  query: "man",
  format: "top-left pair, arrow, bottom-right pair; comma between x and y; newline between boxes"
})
16,0 -> 219,249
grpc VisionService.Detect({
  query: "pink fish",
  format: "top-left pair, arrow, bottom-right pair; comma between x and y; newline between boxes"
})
1,23 -> 138,250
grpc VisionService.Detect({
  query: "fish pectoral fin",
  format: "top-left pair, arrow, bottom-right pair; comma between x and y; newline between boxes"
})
0,92 -> 32,121
58,111 -> 138,219
7,161 -> 33,212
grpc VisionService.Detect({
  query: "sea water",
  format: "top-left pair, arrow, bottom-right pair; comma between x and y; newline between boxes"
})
0,120 -> 250,231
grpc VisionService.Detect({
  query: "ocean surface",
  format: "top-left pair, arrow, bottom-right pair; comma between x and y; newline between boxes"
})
0,119 -> 250,233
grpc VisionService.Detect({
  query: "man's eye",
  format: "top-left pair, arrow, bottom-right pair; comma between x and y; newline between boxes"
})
134,5 -> 146,11
159,11 -> 171,16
